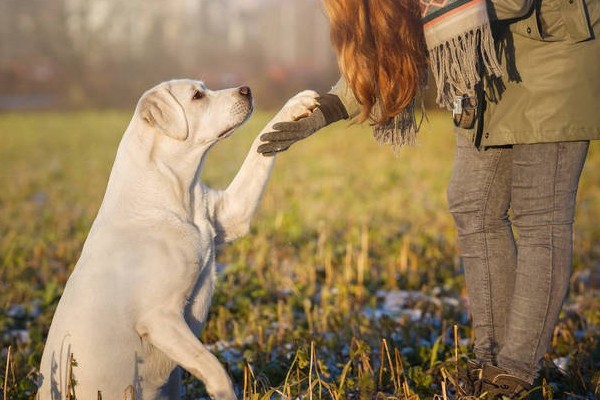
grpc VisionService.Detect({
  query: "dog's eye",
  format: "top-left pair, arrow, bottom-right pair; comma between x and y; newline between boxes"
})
192,90 -> 204,100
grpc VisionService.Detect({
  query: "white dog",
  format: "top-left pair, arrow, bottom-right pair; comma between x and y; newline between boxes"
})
37,79 -> 318,400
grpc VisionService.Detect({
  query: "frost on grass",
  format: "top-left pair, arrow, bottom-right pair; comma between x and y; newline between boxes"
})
2,112 -> 600,399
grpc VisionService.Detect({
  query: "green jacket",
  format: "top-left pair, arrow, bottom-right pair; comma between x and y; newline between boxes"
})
474,0 -> 600,146
331,0 -> 600,146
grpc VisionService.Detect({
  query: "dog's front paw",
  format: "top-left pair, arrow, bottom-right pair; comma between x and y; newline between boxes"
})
275,90 -> 319,123
205,379 -> 237,400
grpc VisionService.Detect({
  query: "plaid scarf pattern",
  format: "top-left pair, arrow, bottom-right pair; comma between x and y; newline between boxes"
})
373,0 -> 501,149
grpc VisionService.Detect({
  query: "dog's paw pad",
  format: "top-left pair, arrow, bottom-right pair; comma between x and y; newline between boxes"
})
287,90 -> 319,120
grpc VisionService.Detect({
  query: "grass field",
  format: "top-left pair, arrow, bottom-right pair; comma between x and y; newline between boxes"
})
1,110 -> 599,399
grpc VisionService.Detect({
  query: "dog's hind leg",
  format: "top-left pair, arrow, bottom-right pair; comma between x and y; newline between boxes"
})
136,311 -> 237,400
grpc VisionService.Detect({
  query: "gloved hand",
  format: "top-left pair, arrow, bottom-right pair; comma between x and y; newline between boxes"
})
257,93 -> 349,156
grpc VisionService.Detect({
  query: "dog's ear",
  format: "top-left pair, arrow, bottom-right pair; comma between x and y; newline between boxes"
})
138,89 -> 189,141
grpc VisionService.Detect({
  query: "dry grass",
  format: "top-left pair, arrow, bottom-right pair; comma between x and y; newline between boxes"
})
1,110 -> 599,399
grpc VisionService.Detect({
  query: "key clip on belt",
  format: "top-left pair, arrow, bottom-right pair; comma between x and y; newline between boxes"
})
452,94 -> 478,129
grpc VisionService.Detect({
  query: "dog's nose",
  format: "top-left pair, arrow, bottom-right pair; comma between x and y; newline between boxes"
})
239,86 -> 251,96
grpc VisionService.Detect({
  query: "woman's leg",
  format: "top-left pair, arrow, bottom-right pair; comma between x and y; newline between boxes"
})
497,141 -> 589,383
447,135 -> 515,365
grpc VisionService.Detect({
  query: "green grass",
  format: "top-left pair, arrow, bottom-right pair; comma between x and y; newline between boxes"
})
1,110 -> 599,399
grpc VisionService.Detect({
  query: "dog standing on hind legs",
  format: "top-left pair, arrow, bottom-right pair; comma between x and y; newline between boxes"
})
36,79 -> 318,400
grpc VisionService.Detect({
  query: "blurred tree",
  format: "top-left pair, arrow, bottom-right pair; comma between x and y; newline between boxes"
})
0,0 -> 339,109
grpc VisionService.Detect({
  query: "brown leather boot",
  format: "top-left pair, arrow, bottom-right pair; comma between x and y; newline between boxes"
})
480,364 -> 533,399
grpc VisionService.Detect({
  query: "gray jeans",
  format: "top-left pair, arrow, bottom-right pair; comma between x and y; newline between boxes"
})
447,135 -> 589,383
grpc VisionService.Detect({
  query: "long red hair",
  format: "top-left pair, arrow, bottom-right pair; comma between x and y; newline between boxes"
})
323,0 -> 428,124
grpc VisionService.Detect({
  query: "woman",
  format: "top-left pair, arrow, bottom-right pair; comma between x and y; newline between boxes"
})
258,0 -> 600,398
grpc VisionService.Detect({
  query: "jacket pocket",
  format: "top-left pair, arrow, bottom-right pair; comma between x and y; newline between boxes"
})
509,0 -> 593,42
510,8 -> 544,40
561,0 -> 593,42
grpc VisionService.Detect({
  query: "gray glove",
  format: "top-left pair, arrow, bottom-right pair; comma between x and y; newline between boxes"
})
257,93 -> 349,156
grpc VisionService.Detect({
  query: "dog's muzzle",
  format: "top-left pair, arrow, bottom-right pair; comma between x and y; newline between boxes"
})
218,86 -> 254,139
232,86 -> 253,119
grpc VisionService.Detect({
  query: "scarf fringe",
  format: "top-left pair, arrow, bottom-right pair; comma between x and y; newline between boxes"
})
370,4 -> 502,149
372,99 -> 423,151
429,23 -> 502,109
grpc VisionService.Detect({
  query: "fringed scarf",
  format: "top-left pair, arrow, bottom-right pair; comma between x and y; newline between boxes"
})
373,0 -> 502,148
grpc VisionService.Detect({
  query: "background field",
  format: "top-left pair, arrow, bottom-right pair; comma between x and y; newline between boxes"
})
1,110 -> 599,399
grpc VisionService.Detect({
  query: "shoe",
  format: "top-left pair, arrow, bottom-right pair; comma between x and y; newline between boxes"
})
458,359 -> 483,396
480,364 -> 533,399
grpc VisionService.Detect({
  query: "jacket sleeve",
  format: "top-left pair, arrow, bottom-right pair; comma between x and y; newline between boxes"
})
488,0 -> 535,20
328,78 -> 361,119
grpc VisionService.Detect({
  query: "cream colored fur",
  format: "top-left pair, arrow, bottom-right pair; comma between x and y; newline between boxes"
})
37,79 -> 318,400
